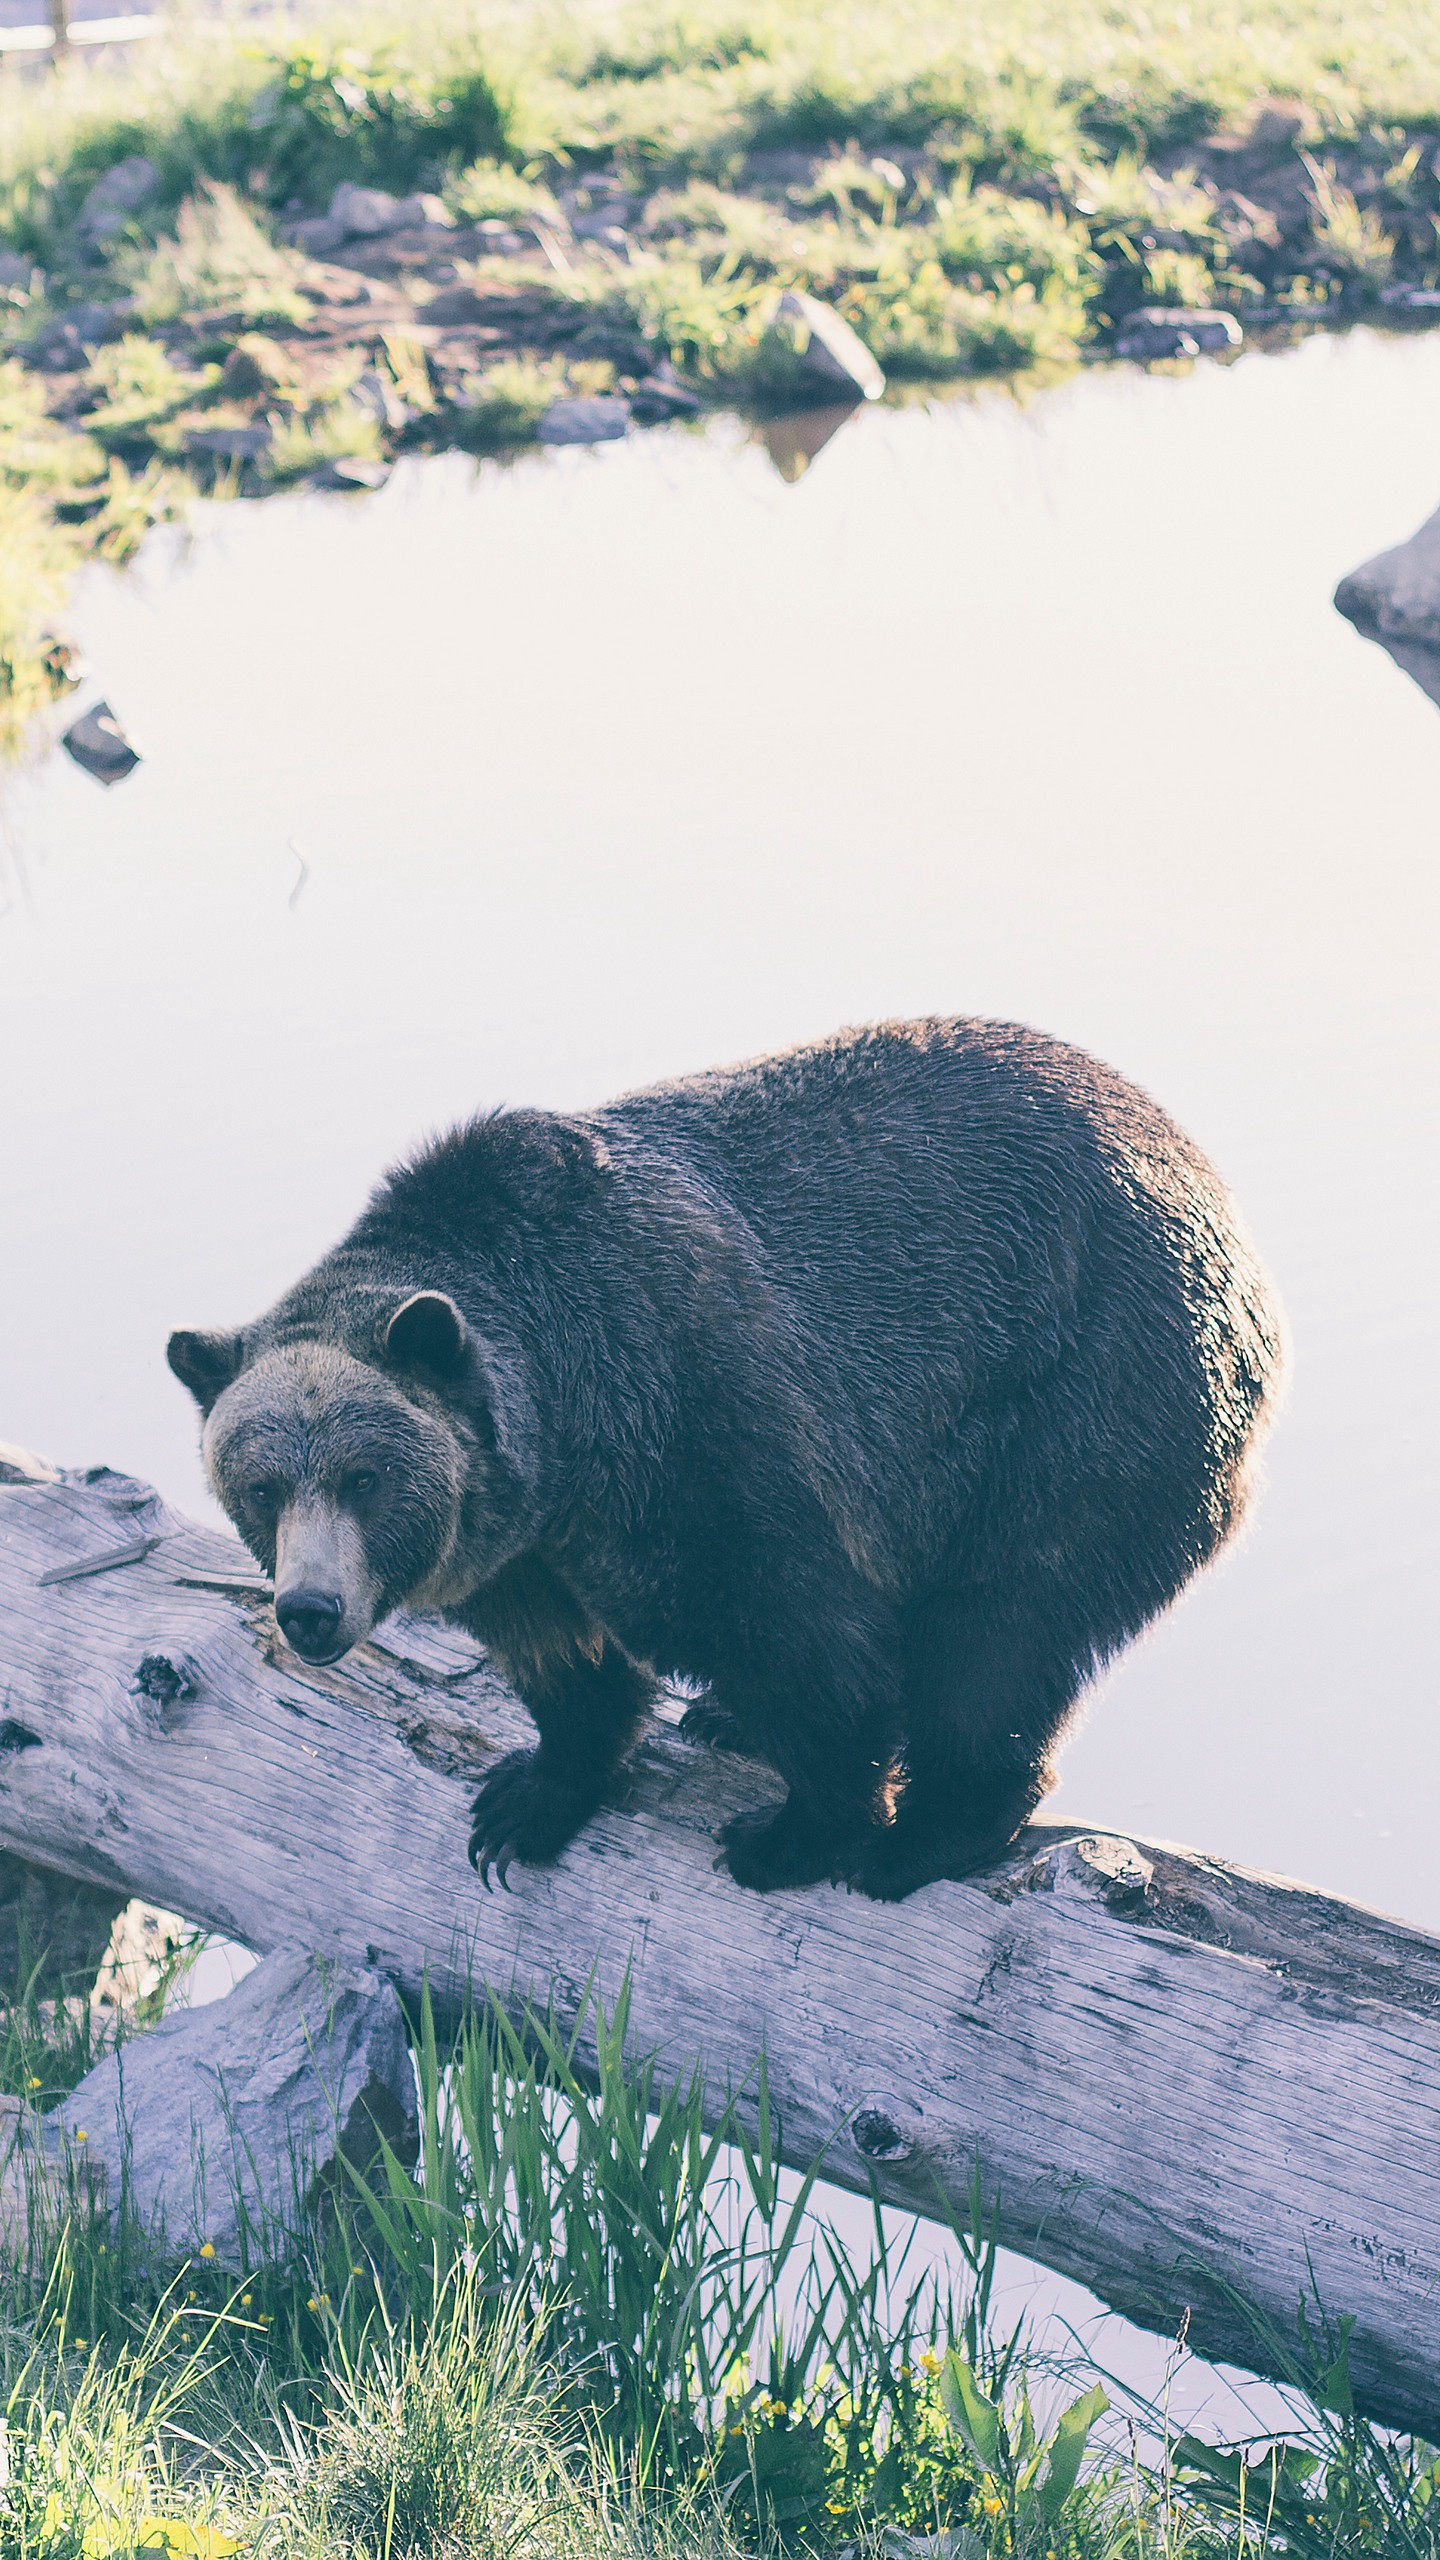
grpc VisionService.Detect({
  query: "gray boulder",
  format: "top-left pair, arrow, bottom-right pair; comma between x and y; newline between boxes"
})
287,215 -> 347,259
27,299 -> 135,371
76,156 -> 158,246
61,700 -> 142,786
184,420 -> 273,464
1335,504 -> 1440,652
769,288 -> 885,403
42,1945 -> 417,2265
329,182 -> 404,240
1115,307 -> 1243,360
537,394 -> 631,444
425,283 -> 493,324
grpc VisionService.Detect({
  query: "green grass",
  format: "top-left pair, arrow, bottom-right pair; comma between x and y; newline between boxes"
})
2,1957 -> 1439,2558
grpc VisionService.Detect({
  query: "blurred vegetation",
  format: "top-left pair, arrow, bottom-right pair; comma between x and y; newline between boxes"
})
4,0 -> 1440,756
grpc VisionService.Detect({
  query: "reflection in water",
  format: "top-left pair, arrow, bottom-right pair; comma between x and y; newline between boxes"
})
1,321 -> 1437,2427
758,400 -> 863,481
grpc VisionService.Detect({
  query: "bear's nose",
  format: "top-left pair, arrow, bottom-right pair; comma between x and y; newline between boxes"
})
276,1589 -> 345,1661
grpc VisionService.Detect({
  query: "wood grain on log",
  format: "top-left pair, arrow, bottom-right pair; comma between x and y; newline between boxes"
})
1,1455 -> 1438,2435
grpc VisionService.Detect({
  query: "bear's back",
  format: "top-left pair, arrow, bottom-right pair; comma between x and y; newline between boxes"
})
599,1017 -> 1283,1587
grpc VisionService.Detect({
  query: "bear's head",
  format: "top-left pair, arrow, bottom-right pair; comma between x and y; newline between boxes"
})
167,1291 -> 528,1665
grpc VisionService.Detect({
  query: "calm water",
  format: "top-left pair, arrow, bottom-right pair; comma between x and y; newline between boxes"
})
5,324 -> 1438,1926
4,322 -> 1439,2425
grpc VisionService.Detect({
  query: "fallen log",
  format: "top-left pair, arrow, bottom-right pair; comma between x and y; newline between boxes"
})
2,1450 -> 1438,2436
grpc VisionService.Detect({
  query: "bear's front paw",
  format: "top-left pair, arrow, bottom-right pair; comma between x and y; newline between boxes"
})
717,1802 -> 840,1893
467,1749 -> 595,1889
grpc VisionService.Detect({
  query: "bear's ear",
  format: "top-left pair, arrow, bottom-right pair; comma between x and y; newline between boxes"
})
167,1328 -> 245,1413
383,1290 -> 469,1382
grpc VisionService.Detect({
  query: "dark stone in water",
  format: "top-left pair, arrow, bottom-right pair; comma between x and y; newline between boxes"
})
769,288 -> 885,405
629,374 -> 701,423
61,700 -> 141,786
538,394 -> 631,444
308,456 -> 392,491
1116,308 -> 1243,361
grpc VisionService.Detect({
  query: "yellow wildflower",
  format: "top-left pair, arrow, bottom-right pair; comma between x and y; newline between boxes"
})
199,2242 -> 216,2259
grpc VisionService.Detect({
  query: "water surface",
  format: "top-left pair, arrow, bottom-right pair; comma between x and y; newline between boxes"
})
5,324 -> 1437,1929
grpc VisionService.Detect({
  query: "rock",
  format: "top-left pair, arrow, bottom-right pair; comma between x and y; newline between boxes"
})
537,394 -> 631,444
351,367 -> 410,431
219,334 -> 295,399
183,420 -> 274,464
288,215 -> 347,258
329,182 -> 405,241
629,372 -> 701,424
26,300 -> 135,371
307,456 -> 392,491
1114,306 -> 1243,360
39,635 -> 85,696
76,155 -> 158,245
392,193 -> 453,231
33,1946 -> 418,2265
1380,284 -> 1440,313
422,282 -> 494,325
1335,502 -> 1440,650
472,221 -> 529,257
1245,100 -> 1309,156
768,288 -> 885,403
61,700 -> 142,786
572,203 -> 641,242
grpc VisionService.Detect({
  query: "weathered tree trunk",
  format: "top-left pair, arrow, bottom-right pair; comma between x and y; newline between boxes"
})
2,1451 -> 1438,2436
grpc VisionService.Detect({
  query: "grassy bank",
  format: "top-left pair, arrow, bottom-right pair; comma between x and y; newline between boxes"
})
4,0 -> 1440,758
2,1949 -> 1438,2558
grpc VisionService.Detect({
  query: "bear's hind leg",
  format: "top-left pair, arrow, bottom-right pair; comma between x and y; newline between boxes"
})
851,1585 -> 1080,1902
712,1620 -> 905,1892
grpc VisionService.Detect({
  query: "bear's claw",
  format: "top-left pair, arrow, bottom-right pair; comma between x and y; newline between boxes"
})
468,1747 -> 596,1886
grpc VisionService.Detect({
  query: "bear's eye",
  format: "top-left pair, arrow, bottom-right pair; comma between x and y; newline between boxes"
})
247,1480 -> 279,1517
348,1468 -> 380,1501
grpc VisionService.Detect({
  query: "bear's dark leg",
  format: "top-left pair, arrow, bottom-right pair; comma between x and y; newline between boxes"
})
710,1584 -> 906,1892
460,1555 -> 652,1885
851,1581 -> 1085,1901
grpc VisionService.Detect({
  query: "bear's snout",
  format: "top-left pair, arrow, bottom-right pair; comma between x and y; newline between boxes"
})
276,1587 -> 348,1663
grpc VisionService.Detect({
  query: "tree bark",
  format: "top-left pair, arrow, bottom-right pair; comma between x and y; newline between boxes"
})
1,1451 -> 1438,2437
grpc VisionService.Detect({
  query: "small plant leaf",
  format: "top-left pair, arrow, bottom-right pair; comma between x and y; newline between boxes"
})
1035,2379 -> 1109,2519
938,2348 -> 1005,2469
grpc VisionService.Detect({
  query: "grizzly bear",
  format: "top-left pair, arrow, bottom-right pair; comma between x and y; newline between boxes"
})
168,1017 -> 1286,1900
